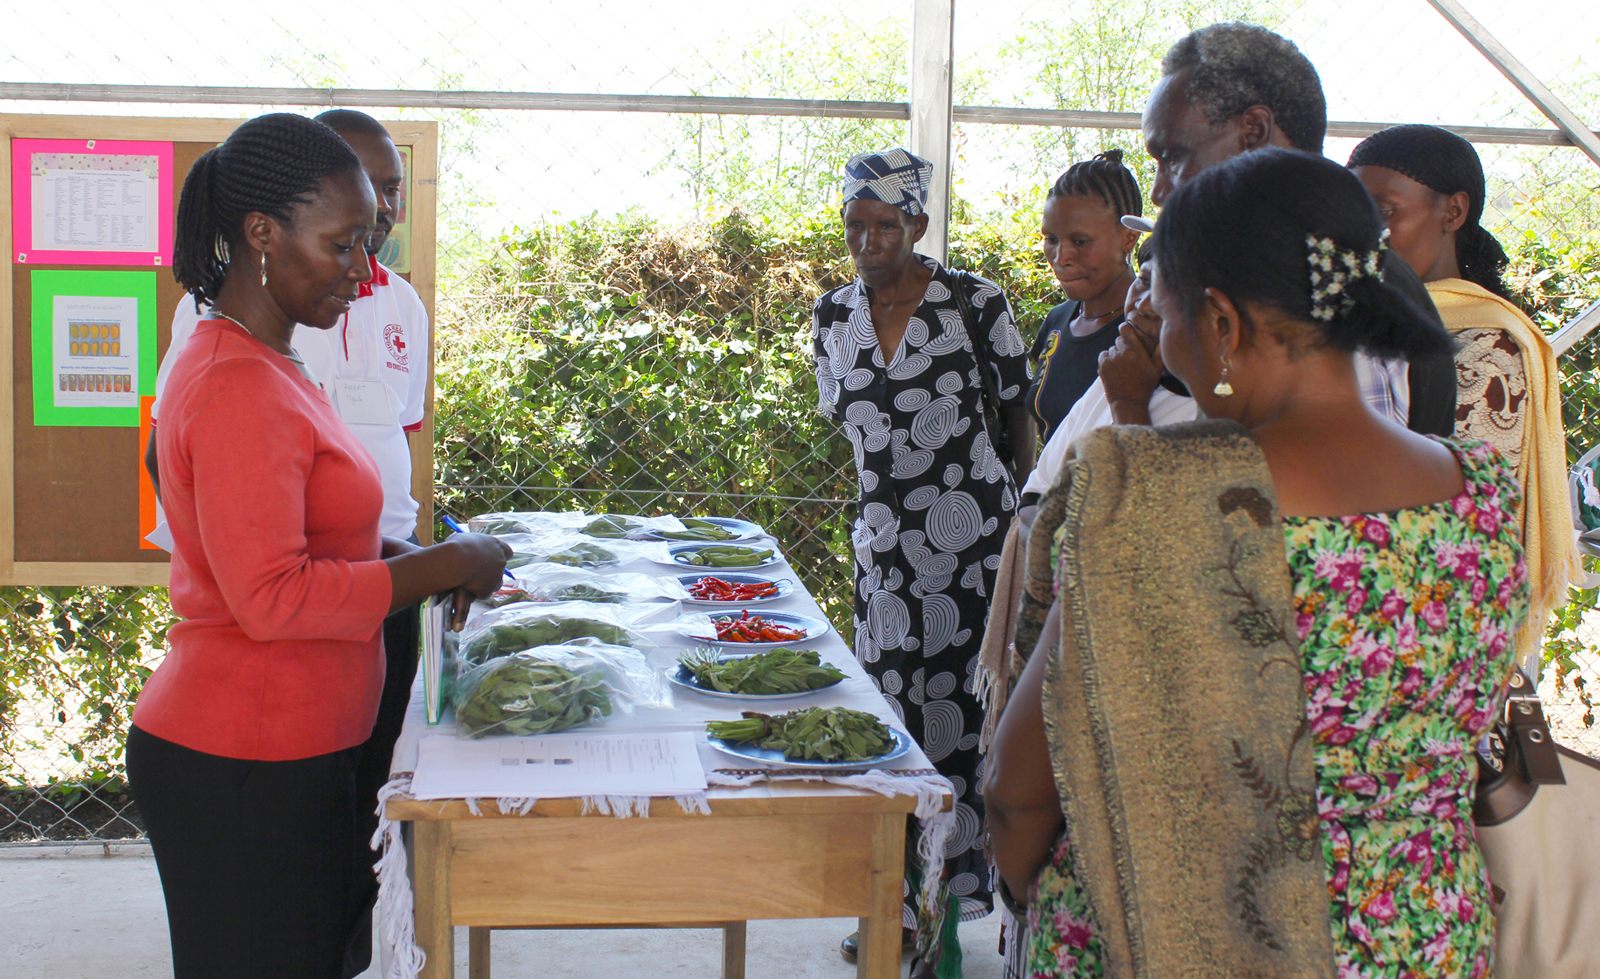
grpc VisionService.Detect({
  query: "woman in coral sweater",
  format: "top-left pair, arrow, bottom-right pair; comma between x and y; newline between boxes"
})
126,113 -> 509,979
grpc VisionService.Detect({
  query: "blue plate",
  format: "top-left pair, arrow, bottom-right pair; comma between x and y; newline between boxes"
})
677,572 -> 794,606
645,516 -> 766,542
706,727 -> 912,769
671,609 -> 829,646
661,541 -> 783,570
669,652 -> 844,700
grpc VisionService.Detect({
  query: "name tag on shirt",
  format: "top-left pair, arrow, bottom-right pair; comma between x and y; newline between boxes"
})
333,378 -> 397,426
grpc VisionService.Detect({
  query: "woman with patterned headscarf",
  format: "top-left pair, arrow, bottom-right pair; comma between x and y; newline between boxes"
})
1350,124 -> 1580,665
812,147 -> 1035,977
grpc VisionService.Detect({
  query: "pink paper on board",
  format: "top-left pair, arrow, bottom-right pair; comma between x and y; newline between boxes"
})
11,138 -> 174,267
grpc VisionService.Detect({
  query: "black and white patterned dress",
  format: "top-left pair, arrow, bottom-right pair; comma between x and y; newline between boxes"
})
812,255 -> 1030,925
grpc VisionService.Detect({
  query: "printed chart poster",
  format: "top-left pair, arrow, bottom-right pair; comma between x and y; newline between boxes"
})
11,138 -> 174,267
30,270 -> 158,427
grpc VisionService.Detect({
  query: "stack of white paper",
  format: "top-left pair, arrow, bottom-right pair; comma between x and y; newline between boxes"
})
409,730 -> 707,801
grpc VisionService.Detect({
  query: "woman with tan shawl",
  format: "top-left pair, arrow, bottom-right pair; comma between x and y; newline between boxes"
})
984,149 -> 1531,979
1351,124 -> 1580,662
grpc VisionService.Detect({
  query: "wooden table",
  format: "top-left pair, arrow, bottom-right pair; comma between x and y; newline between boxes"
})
387,784 -> 934,979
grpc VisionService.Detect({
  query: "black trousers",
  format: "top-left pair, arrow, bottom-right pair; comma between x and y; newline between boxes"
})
342,600 -> 421,976
126,725 -> 365,979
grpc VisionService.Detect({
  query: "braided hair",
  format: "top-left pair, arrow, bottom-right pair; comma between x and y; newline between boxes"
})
1347,124 -> 1510,299
1154,147 -> 1453,361
1047,149 -> 1143,220
173,113 -> 363,308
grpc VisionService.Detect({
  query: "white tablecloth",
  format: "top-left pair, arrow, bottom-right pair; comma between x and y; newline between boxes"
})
388,540 -> 937,783
374,534 -> 951,979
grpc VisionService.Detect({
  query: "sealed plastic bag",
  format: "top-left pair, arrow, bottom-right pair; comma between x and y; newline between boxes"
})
468,511 -> 589,537
483,567 -> 687,608
492,531 -> 671,572
452,641 -> 672,739
579,513 -> 688,540
456,601 -> 652,666
488,532 -> 621,571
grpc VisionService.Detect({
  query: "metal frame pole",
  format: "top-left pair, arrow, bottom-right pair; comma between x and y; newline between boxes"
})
907,0 -> 955,264
1428,0 -> 1600,169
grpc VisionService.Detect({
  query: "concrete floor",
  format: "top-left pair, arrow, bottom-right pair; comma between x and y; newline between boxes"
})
1,843 -> 1006,979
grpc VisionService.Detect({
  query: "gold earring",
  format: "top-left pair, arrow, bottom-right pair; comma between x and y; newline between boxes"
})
1213,356 -> 1234,397
260,252 -> 268,288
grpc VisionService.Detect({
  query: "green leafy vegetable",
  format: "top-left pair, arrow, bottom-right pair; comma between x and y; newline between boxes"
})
678,647 -> 844,695
706,707 -> 894,763
582,514 -> 647,539
546,542 -> 619,568
456,658 -> 612,738
460,615 -> 633,666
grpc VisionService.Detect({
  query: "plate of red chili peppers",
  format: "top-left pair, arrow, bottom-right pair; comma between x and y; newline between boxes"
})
678,572 -> 795,607
673,609 -> 830,647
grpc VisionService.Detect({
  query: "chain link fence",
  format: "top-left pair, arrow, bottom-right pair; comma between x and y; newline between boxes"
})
3,0 -> 1599,843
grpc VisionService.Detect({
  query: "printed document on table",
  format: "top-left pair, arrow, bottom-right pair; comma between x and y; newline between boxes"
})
410,730 -> 707,800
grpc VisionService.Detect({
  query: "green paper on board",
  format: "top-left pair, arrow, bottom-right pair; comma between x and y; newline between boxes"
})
29,269 -> 158,427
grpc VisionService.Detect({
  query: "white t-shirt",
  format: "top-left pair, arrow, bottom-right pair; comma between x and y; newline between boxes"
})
153,258 -> 429,539
1020,349 -> 1414,500
1021,378 -> 1199,498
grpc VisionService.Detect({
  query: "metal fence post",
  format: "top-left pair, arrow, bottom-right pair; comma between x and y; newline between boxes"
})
908,0 -> 955,264
1428,0 -> 1600,171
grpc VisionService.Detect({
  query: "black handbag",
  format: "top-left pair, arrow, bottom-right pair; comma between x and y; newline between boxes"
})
949,268 -> 1018,486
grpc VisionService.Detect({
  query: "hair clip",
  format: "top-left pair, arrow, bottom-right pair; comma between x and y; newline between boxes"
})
1307,235 -> 1383,323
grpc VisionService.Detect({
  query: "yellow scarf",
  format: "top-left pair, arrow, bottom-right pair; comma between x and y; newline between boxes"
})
1427,278 -> 1580,655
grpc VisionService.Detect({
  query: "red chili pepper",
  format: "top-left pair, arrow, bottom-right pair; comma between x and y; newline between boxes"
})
692,577 -> 780,602
715,611 -> 803,642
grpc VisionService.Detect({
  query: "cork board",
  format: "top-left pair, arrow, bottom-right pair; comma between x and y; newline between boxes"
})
0,114 -> 439,585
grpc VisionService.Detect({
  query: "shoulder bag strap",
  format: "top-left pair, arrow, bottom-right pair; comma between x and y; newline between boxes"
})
950,268 -> 1017,486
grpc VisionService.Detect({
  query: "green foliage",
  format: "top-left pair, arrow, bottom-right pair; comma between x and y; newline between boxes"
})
1507,232 -> 1600,469
0,587 -> 173,785
662,15 -> 910,222
1509,232 -> 1600,709
986,0 -> 1297,200
1543,582 -> 1597,727
433,208 -> 880,631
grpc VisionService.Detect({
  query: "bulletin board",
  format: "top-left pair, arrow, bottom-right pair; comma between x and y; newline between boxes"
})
0,114 -> 439,585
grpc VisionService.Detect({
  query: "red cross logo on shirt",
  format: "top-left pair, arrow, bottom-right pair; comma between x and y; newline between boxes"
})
383,324 -> 409,366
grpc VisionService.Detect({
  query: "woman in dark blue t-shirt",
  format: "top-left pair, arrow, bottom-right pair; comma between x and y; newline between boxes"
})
1029,150 -> 1144,441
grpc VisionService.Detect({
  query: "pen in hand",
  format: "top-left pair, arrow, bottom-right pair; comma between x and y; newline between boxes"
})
440,513 -> 516,582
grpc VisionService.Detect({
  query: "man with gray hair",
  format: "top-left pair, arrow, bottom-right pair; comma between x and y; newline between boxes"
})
1139,21 -> 1457,437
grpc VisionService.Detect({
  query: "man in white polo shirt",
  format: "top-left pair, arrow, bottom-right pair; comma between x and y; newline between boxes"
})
144,108 -> 427,978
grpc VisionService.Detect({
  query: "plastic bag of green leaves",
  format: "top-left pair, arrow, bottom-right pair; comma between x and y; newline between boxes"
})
467,511 -> 588,537
452,641 -> 673,738
485,533 -> 623,571
510,567 -> 688,605
456,601 -> 650,666
579,513 -> 688,540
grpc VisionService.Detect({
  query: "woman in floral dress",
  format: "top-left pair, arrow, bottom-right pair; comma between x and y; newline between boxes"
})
984,149 -> 1528,979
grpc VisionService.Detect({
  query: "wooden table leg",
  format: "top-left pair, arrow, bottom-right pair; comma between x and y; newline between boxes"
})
858,812 -> 908,979
414,820 -> 455,979
720,921 -> 747,979
468,927 -> 491,979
